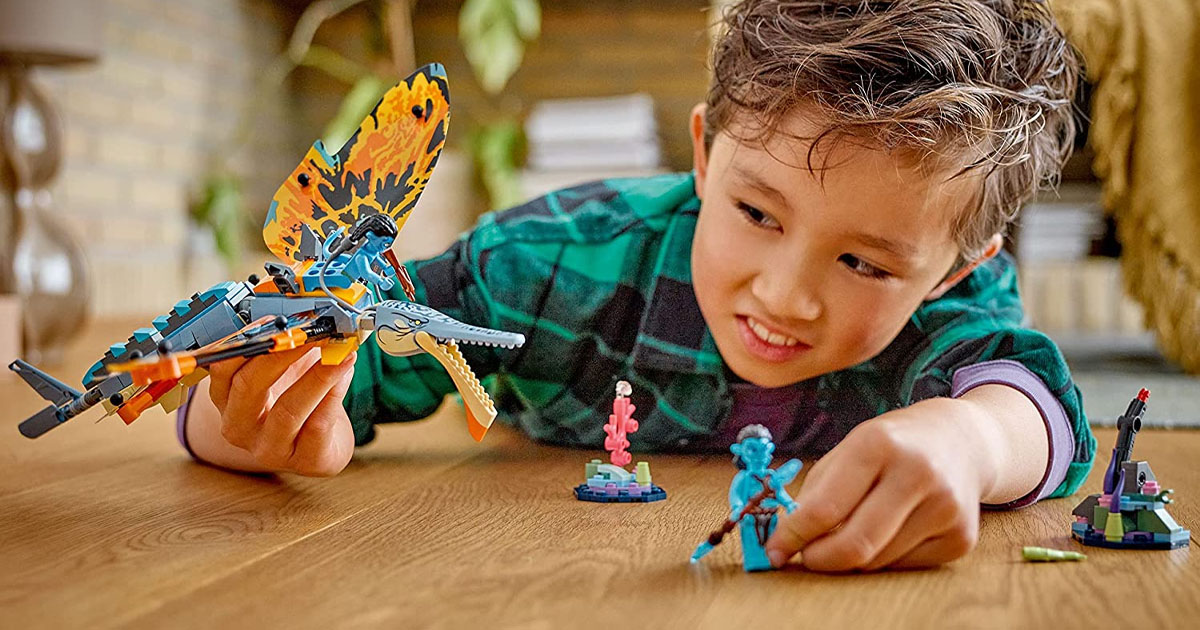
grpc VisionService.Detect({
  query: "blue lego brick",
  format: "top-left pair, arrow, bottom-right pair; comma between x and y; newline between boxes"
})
1118,498 -> 1159,511
83,281 -> 251,387
574,483 -> 667,503
199,281 -> 242,301
1072,527 -> 1190,550
300,260 -> 355,291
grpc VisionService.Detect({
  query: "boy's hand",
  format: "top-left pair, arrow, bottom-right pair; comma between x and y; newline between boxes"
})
765,397 -> 999,571
204,346 -> 357,477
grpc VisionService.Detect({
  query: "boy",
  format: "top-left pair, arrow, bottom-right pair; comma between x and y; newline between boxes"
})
180,0 -> 1094,572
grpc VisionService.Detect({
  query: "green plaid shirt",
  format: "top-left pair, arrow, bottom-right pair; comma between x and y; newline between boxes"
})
346,173 -> 1095,497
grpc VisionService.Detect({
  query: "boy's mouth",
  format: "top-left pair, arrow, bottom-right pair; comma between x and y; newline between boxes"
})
737,316 -> 811,362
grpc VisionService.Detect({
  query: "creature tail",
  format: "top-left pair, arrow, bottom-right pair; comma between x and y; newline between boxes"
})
414,331 -> 497,441
11,359 -> 82,406
10,359 -> 96,438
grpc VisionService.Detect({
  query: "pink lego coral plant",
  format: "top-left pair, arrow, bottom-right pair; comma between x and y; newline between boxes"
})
604,380 -> 638,467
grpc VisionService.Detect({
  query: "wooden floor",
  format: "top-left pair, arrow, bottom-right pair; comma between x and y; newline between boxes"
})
1,320 -> 1197,629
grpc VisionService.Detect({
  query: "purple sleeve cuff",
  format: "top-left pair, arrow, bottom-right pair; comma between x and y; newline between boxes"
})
176,386 -> 199,460
950,359 -> 1074,510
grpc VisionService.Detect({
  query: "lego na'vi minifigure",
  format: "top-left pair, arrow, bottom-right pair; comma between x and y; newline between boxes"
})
691,424 -> 802,571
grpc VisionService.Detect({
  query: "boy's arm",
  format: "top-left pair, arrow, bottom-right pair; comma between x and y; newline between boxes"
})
763,380 -> 1051,572
952,383 -> 1048,504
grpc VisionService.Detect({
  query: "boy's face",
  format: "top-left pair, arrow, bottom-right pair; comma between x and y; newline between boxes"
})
689,105 -> 994,388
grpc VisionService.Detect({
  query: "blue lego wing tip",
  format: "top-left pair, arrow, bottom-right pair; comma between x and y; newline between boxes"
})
423,62 -> 447,79
312,140 -> 340,169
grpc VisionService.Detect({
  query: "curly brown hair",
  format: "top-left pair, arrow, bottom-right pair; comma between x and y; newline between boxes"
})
705,0 -> 1080,260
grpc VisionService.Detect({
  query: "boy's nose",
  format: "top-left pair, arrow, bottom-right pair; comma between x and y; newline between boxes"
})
750,268 -> 822,324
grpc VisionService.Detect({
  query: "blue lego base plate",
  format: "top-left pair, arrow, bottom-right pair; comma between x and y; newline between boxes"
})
1072,530 -> 1190,550
574,483 -> 667,503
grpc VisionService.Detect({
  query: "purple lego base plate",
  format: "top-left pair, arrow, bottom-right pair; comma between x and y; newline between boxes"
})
1072,531 -> 1189,550
573,484 -> 667,503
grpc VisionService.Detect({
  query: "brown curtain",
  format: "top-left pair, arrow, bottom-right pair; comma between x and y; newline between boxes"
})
1051,0 -> 1200,372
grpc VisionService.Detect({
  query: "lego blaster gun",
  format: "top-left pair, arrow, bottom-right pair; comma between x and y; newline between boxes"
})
1103,388 -> 1148,499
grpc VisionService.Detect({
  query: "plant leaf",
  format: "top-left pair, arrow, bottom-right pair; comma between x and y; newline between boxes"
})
509,0 -> 540,40
458,0 -> 539,95
191,173 -> 246,267
471,120 -> 524,209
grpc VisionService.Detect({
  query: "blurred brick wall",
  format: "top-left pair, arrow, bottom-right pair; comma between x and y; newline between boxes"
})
33,0 -> 305,318
18,0 -> 713,318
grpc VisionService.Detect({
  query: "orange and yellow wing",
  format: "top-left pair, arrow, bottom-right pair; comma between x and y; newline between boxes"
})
263,63 -> 451,262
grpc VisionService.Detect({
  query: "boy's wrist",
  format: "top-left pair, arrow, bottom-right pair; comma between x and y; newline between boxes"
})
905,395 -> 1002,503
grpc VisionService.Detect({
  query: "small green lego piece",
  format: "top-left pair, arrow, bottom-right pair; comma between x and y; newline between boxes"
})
1105,512 -> 1126,542
1023,546 -> 1087,562
635,461 -> 651,484
585,459 -> 601,479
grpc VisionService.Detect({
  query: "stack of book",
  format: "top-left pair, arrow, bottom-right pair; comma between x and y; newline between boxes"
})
1016,184 -> 1147,342
1016,184 -> 1107,263
521,94 -> 665,199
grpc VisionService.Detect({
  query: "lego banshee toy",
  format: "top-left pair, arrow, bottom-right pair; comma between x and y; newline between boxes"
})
9,64 -> 524,444
1070,389 -> 1190,549
691,424 -> 801,571
574,381 -> 666,503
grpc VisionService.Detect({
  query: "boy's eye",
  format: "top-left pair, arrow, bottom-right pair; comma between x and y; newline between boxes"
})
735,202 -> 780,230
839,254 -> 892,280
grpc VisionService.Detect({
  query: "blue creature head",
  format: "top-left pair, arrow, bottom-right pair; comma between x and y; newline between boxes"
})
730,424 -> 775,472
372,300 -> 525,358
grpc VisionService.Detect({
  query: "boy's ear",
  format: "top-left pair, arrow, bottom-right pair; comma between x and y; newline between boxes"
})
924,233 -> 1004,301
689,103 -> 708,200
729,442 -> 742,458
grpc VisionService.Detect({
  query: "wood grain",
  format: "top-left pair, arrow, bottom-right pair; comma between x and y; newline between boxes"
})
1,319 -> 1196,629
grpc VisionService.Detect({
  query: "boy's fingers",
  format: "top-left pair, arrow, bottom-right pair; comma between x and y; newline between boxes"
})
765,450 -> 882,567
289,366 -> 357,477
796,471 -> 925,572
206,356 -> 249,410
883,532 -> 973,570
219,346 -> 319,448
860,496 -> 951,571
251,353 -> 355,467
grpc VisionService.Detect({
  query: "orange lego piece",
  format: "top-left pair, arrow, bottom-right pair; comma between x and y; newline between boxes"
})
118,377 -> 181,424
271,327 -> 308,351
115,354 -> 197,387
